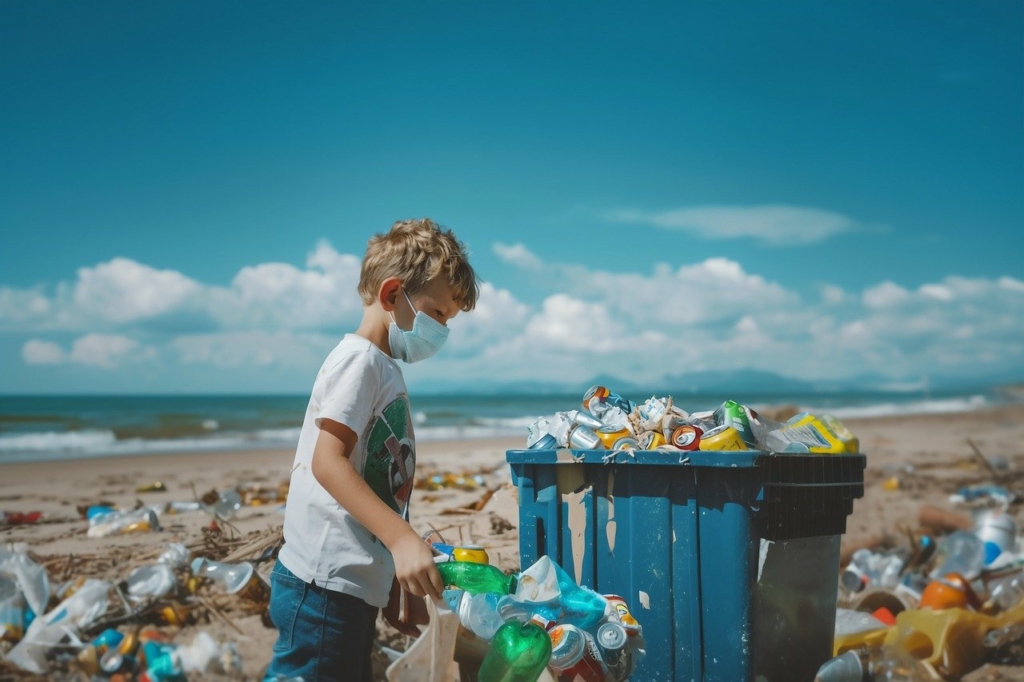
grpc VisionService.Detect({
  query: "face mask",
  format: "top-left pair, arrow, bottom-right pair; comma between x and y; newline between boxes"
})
388,289 -> 449,363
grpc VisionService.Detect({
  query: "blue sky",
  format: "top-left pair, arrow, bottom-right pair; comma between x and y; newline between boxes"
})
1,1 -> 1022,393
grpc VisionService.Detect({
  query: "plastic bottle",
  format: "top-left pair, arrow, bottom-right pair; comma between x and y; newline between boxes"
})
814,646 -> 932,681
190,558 -> 269,604
478,620 -> 552,682
87,508 -> 161,538
0,545 -> 50,616
0,575 -> 25,642
126,564 -> 178,601
446,589 -> 504,640
437,561 -> 517,596
931,530 -> 985,580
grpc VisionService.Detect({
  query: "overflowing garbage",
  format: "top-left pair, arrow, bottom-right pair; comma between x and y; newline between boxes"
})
526,385 -> 859,455
0,480 -> 288,679
399,539 -> 646,682
820,499 -> 1024,679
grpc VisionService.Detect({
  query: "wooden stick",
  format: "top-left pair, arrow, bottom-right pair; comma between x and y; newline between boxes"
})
919,505 -> 973,534
966,438 -> 1002,482
220,530 -> 282,564
196,595 -> 248,638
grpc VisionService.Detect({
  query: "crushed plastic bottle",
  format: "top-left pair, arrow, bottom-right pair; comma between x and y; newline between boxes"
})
200,489 -> 242,521
190,558 -> 269,604
5,579 -> 112,673
931,529 -> 986,580
815,645 -> 933,681
447,589 -> 504,640
0,544 -> 50,617
511,556 -> 608,631
87,507 -> 161,538
126,564 -> 178,601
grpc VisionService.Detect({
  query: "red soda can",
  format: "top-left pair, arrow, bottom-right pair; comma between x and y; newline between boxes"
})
670,424 -> 702,450
548,623 -> 607,682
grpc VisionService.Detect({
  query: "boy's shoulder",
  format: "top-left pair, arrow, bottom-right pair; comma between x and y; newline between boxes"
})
320,334 -> 399,378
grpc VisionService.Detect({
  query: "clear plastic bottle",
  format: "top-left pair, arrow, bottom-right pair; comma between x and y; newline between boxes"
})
931,530 -> 986,580
87,508 -> 161,538
815,646 -> 933,681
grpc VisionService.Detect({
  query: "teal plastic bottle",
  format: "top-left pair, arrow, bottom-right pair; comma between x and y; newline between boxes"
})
437,561 -> 517,596
478,620 -> 552,682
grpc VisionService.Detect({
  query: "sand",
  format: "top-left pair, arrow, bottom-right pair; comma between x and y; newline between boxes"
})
1,407 -> 1022,680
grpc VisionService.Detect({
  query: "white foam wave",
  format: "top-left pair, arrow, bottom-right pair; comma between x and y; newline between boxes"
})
813,395 -> 989,420
0,427 -> 302,463
0,429 -> 118,452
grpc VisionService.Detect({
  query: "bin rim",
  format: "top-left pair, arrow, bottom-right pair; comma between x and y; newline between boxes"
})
506,448 -> 865,468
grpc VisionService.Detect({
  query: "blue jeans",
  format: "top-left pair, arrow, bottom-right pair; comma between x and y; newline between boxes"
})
264,561 -> 380,682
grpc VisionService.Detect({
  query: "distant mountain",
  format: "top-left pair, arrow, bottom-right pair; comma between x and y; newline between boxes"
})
652,369 -> 820,395
415,367 -> 1020,397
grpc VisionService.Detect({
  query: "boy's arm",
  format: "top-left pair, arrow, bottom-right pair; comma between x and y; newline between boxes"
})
310,417 -> 443,600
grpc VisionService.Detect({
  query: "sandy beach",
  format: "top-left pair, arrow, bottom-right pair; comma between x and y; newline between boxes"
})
2,407 -> 1023,680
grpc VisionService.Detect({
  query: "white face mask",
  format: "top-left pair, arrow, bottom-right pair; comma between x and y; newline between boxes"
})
388,289 -> 449,363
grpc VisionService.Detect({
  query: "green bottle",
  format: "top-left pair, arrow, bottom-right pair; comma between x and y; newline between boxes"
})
478,620 -> 552,682
437,561 -> 517,596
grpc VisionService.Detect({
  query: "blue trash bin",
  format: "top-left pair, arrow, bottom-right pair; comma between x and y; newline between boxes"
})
506,448 -> 865,681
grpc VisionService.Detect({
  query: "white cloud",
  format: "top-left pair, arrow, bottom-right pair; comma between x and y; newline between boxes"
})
74,258 -> 203,323
604,205 -> 857,245
998,276 -> 1024,293
69,333 -> 145,368
22,339 -> 64,365
863,281 -> 910,308
493,243 -> 543,269
4,238 -> 1023,387
919,284 -> 954,301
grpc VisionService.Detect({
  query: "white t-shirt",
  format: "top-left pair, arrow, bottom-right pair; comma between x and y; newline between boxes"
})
278,334 -> 416,608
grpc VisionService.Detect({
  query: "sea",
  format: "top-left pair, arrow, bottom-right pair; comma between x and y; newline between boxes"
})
0,387 -> 1016,464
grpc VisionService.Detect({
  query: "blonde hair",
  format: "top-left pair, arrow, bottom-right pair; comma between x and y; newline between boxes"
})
358,219 -> 479,311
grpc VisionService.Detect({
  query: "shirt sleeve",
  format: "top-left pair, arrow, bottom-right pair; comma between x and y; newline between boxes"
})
314,350 -> 382,441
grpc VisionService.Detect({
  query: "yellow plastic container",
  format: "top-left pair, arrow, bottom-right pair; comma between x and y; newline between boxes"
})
833,624 -> 890,656
883,601 -> 1024,678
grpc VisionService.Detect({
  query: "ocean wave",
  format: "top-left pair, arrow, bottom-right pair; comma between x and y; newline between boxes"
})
0,427 -> 302,463
811,395 -> 989,420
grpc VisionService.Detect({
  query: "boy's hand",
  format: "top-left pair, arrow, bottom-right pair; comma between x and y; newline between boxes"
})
383,577 -> 430,637
391,531 -> 443,600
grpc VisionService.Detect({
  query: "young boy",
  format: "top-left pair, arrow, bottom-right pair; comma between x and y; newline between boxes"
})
264,219 -> 478,681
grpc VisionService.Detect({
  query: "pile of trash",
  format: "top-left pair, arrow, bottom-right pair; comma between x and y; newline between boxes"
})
527,385 -> 859,455
818,502 -> 1024,680
0,483 -> 286,679
399,542 -> 645,681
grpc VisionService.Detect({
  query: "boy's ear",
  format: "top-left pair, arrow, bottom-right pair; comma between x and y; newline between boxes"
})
378,277 -> 402,312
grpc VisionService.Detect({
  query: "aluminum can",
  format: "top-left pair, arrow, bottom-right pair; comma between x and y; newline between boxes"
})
567,409 -> 605,430
976,510 -> 1017,560
595,427 -> 631,449
583,385 -> 632,414
548,623 -> 607,681
611,436 -> 639,450
596,621 -> 632,681
713,400 -> 756,446
670,425 -> 703,450
528,433 -> 557,450
639,431 -> 666,450
568,424 -> 601,450
698,424 -> 746,451
603,594 -> 641,636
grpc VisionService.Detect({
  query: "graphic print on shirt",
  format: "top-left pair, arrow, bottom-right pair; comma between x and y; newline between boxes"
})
362,395 -> 415,514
